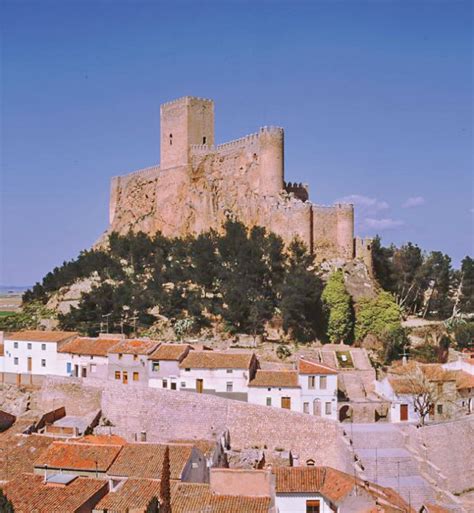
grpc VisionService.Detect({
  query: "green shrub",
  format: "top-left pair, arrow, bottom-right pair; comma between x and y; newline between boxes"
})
321,270 -> 353,343
355,291 -> 401,342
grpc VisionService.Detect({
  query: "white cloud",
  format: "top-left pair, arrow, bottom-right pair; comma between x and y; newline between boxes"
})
337,194 -> 389,212
402,196 -> 425,208
365,218 -> 404,230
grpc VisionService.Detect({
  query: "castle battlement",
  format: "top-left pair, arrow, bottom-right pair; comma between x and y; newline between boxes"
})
113,164 -> 160,181
160,95 -> 213,108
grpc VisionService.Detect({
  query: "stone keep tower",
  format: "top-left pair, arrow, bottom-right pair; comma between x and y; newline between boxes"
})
160,96 -> 215,169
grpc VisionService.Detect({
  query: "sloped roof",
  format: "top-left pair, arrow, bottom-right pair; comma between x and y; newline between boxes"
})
34,441 -> 122,472
3,473 -> 107,513
6,330 -> 77,343
107,443 -> 194,480
180,351 -> 255,369
58,337 -> 121,356
149,343 -> 191,361
95,478 -> 163,511
108,339 -> 159,355
299,358 -> 338,375
76,434 -> 127,446
455,370 -> 474,390
249,370 -> 300,388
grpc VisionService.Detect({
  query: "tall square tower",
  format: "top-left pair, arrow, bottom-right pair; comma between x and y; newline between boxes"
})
160,96 -> 215,169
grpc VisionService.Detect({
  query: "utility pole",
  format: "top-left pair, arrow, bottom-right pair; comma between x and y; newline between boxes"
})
102,313 -> 112,334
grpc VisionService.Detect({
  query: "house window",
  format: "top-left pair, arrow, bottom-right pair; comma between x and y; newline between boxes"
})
266,397 -> 272,406
181,382 -> 186,387
171,382 -> 177,390
169,133 -> 173,145
437,383 -> 443,395
226,369 -> 233,374
41,344 -> 46,350
14,357 -> 19,365
437,404 -> 443,415
41,359 -> 46,367
27,343 -> 32,350
185,368 -> 190,372
306,459 -> 315,466
226,382 -> 233,393
133,354 -> 138,361
202,136 -> 207,144
303,402 -> 309,414
152,362 -> 160,371
308,376 -> 315,389
163,379 -> 168,389
118,354 -> 123,360
133,372 -> 139,381
320,376 -> 327,390
306,500 -> 320,513
91,364 -> 97,373
325,402 -> 332,415
14,342 -> 18,349
115,371 -> 121,380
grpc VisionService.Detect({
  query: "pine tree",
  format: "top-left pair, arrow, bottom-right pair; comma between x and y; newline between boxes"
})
0,489 -> 14,513
146,496 -> 159,513
159,446 -> 171,513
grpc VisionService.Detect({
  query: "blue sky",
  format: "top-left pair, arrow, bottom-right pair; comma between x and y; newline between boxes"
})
1,0 -> 472,286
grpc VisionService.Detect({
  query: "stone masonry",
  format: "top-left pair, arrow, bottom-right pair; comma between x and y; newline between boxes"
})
106,96 -> 372,264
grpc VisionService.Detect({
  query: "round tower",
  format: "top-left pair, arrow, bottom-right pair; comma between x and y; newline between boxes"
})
336,203 -> 355,260
258,126 -> 284,197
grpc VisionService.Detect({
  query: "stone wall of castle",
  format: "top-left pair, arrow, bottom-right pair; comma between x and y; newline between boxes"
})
105,96 -> 370,264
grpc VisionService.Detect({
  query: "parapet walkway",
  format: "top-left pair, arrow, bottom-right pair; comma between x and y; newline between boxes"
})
344,423 -> 466,512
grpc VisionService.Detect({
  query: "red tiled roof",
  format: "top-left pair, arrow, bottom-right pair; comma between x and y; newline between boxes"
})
299,358 -> 338,375
3,473 -> 107,513
107,443 -> 195,480
95,478 -> 163,511
108,339 -> 159,355
249,370 -> 300,388
180,351 -> 255,369
58,336 -> 121,356
422,503 -> 452,513
34,441 -> 122,472
149,343 -> 191,361
76,434 -> 127,446
455,370 -> 474,390
6,330 -> 77,343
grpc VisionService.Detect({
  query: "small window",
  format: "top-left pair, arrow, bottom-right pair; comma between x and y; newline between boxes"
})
14,357 -> 19,365
171,382 -> 177,390
306,499 -> 320,513
118,353 -> 123,360
308,376 -> 315,389
152,362 -> 160,372
90,355 -> 94,360
181,382 -> 186,387
267,388 -> 271,392
325,402 -> 332,415
185,368 -> 190,372
306,459 -> 316,467
41,359 -> 46,367
41,344 -> 46,350
163,379 -> 168,389
320,376 -> 327,390
115,371 -> 121,380
266,397 -> 272,406
226,369 -> 233,374
226,382 -> 233,393
133,372 -> 139,381
303,402 -> 309,414
169,133 -> 173,145
437,404 -> 443,415
27,343 -> 32,350
133,354 -> 138,361
14,342 -> 18,349
202,136 -> 206,144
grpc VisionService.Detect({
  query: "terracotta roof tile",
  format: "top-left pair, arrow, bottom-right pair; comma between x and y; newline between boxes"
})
169,439 -> 217,458
249,370 -> 300,388
95,478 -> 162,511
34,441 -> 122,472
421,503 -> 452,513
58,336 -> 121,356
108,339 -> 159,355
149,343 -> 191,361
455,370 -> 474,390
299,358 -> 338,375
76,434 -> 127,445
6,330 -> 77,343
180,351 -> 255,369
3,473 -> 107,513
107,443 -> 195,480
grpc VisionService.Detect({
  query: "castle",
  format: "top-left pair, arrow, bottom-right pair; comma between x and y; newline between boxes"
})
108,96 -> 372,264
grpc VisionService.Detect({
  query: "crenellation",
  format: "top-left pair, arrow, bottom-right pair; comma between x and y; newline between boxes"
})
106,96 -> 370,264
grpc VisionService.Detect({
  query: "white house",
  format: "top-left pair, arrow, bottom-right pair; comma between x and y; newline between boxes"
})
443,353 -> 474,375
274,466 -> 409,512
376,376 -> 419,423
148,343 -> 192,390
248,370 -> 302,411
58,336 -> 122,379
178,351 -> 258,401
3,330 -> 77,384
108,339 -> 159,385
298,359 -> 338,420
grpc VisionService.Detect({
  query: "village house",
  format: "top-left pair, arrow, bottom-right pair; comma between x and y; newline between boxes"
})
2,330 -> 77,385
148,342 -> 192,390
58,336 -> 122,379
274,466 -> 411,512
107,339 -> 159,385
178,350 -> 259,400
248,370 -> 302,411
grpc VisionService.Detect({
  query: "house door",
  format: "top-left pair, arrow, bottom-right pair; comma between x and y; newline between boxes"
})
74,365 -> 79,378
400,404 -> 408,421
313,399 -> 321,416
281,397 -> 291,409
196,379 -> 203,393
81,367 -> 87,378
122,371 -> 128,384
27,357 -> 32,372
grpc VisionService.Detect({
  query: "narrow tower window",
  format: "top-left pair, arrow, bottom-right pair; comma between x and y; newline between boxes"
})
169,133 -> 173,146
202,136 -> 206,144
